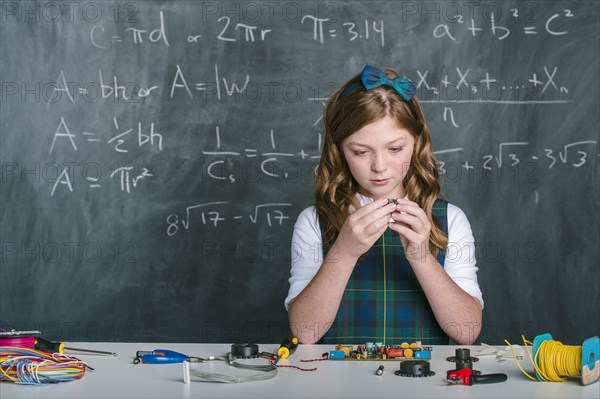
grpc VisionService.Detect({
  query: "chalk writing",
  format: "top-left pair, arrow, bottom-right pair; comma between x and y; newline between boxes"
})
216,16 -> 272,42
201,126 -> 319,182
91,10 -> 169,48
302,14 -> 384,46
48,116 -> 163,154
49,164 -> 153,196
433,8 -> 574,41
415,65 -> 569,102
434,140 -> 598,175
88,10 -> 385,48
166,202 -> 293,235
110,166 -> 153,193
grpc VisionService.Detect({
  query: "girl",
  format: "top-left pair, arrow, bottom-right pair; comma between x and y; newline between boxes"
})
285,65 -> 483,345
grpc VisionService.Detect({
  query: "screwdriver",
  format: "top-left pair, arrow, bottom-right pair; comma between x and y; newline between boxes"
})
277,337 -> 299,359
35,337 -> 117,356
133,349 -> 204,364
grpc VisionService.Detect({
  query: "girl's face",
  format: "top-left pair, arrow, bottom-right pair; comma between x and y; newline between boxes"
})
342,116 -> 415,200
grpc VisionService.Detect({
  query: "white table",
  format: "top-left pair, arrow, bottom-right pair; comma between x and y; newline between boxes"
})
1,343 -> 598,398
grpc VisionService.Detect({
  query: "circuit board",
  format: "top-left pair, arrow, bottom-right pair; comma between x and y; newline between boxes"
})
328,342 -> 432,361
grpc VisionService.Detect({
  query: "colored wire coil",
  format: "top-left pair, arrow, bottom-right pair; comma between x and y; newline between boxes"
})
0,346 -> 88,385
505,335 -> 582,382
0,335 -> 36,349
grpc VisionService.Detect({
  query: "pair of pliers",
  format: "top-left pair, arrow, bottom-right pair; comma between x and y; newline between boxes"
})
444,368 -> 508,385
133,349 -> 204,364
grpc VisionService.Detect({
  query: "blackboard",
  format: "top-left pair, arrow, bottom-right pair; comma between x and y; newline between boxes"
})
1,1 -> 598,346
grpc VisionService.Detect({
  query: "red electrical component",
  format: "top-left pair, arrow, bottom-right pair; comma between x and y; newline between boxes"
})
386,348 -> 403,358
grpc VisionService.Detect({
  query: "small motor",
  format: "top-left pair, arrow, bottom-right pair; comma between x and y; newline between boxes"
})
231,343 -> 259,359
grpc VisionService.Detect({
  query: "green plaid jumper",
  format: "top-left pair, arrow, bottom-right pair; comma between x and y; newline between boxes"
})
320,199 -> 449,345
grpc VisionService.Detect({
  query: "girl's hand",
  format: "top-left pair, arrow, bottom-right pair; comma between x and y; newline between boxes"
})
388,198 -> 432,263
333,198 -> 397,261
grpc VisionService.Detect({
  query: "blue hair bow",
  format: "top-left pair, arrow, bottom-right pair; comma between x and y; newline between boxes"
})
360,64 -> 416,101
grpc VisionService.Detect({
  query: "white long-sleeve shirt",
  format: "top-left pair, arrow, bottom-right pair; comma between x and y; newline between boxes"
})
285,194 -> 484,310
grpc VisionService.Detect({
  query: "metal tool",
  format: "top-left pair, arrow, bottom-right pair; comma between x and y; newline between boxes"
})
35,337 -> 117,356
259,351 -> 280,362
444,368 -> 508,385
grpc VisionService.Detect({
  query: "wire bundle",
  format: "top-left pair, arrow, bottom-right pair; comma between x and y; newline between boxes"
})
0,347 -> 88,385
506,335 -> 582,382
0,335 -> 36,349
535,339 -> 582,382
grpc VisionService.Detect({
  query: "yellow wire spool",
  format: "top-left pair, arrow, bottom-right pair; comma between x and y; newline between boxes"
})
505,333 -> 599,386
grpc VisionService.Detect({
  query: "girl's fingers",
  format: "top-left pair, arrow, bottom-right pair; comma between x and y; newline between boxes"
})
359,205 -> 396,240
352,200 -> 396,228
394,201 -> 422,216
387,221 -> 414,239
338,199 -> 396,256
390,212 -> 424,231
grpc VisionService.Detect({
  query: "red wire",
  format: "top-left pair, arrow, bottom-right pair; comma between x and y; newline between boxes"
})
0,336 -> 36,349
272,362 -> 317,372
300,354 -> 329,362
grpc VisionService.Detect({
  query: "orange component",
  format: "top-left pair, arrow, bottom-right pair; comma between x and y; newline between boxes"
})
400,342 -> 410,349
386,348 -> 404,358
404,348 -> 414,358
